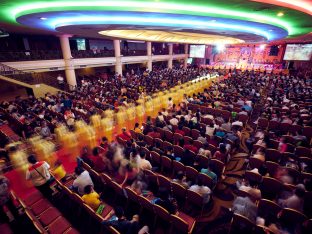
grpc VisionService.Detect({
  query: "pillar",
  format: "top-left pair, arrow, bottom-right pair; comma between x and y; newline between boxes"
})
114,40 -> 122,75
184,44 -> 189,69
147,41 -> 152,71
59,35 -> 77,88
168,43 -> 173,69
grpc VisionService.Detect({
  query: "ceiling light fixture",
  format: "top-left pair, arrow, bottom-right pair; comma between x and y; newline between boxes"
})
277,12 -> 284,17
39,17 -> 47,20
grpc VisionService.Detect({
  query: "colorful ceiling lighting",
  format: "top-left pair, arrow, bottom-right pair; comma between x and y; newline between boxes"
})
11,1 -> 293,32
53,15 -> 272,40
16,11 -> 289,42
0,0 -> 311,43
98,30 -> 245,44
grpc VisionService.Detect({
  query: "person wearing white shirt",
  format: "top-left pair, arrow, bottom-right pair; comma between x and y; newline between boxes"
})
169,116 -> 179,126
189,182 -> 211,204
138,151 -> 152,170
26,155 -> 53,198
73,167 -> 94,195
232,120 -> 243,127
206,123 -> 217,136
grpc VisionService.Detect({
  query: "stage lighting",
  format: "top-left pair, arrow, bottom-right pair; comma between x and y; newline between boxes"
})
216,44 -> 225,52
259,44 -> 266,50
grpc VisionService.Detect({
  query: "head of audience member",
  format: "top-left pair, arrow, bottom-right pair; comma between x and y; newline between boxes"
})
139,151 -> 146,160
84,184 -> 93,195
92,147 -> 100,157
75,167 -> 84,176
178,138 -> 185,147
114,206 -> 125,219
158,186 -> 170,201
294,185 -> 305,199
219,143 -> 227,154
27,155 -> 37,165
176,171 -> 184,181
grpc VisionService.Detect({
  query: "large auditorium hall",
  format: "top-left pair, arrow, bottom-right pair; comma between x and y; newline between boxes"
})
0,0 -> 311,233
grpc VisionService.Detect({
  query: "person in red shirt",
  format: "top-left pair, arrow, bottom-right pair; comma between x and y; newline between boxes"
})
147,127 -> 161,139
117,128 -> 132,141
175,125 -> 185,136
88,147 -> 106,172
184,139 -> 198,154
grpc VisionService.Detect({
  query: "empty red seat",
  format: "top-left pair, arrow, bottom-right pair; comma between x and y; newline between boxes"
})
31,199 -> 52,215
23,191 -> 43,206
47,217 -> 71,234
38,207 -> 61,226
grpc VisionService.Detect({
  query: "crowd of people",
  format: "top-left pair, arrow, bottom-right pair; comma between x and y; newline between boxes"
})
0,67 -> 212,142
0,67 -> 311,234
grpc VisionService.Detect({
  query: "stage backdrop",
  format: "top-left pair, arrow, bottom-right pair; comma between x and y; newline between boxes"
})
204,44 -> 286,66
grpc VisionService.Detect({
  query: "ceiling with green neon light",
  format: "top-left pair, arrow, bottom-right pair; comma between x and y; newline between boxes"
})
0,0 -> 311,43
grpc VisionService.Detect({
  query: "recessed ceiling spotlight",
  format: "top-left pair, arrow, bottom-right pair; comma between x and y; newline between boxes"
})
277,12 -> 284,17
39,17 -> 47,20
269,29 -> 273,32
210,20 -> 217,22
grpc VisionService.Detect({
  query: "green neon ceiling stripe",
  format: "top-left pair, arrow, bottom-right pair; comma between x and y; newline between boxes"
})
11,1 -> 297,34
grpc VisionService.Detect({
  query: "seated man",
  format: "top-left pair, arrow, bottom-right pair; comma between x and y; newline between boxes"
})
155,187 -> 177,214
102,207 -> 141,234
189,180 -> 211,204
172,171 -> 189,188
201,163 -> 218,185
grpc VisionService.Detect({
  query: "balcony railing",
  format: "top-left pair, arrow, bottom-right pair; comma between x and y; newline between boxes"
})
71,50 -> 114,58
0,63 -> 73,92
121,50 -> 147,56
0,50 -> 63,62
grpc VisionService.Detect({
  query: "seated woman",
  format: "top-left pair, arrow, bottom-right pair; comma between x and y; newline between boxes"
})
213,143 -> 228,163
82,185 -> 101,210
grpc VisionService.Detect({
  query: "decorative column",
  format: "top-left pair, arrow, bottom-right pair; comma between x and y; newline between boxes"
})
168,43 -> 173,69
59,35 -> 77,88
147,41 -> 152,71
114,40 -> 122,75
184,44 -> 189,69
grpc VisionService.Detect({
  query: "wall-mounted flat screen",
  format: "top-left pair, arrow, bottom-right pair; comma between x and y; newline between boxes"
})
189,45 -> 205,58
187,58 -> 193,64
76,39 -> 86,51
283,44 -> 312,61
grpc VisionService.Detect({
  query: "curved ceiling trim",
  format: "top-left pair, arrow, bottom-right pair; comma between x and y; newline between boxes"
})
11,1 -> 295,34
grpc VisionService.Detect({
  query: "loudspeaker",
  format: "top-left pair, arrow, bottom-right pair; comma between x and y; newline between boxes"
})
288,61 -> 294,69
205,59 -> 210,65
